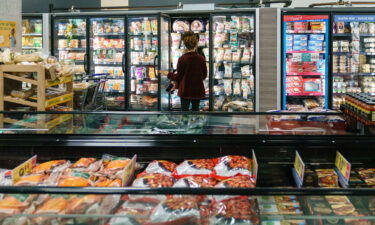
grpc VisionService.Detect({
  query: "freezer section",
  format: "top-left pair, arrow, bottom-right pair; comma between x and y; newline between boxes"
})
332,15 -> 375,110
54,18 -> 87,75
283,15 -> 329,111
22,17 -> 43,54
128,16 -> 159,110
212,15 -> 255,112
168,17 -> 210,111
90,17 -> 125,109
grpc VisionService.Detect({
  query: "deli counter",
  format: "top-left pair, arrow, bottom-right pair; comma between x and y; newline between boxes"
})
0,111 -> 373,225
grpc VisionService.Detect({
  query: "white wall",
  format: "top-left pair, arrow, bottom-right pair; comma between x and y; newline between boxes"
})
101,0 -> 128,7
0,0 -> 22,51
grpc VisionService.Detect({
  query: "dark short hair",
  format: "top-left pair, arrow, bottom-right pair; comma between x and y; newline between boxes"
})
182,31 -> 198,50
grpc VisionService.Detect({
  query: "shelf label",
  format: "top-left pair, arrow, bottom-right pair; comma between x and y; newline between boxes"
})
252,150 -> 258,184
292,151 -> 305,188
334,15 -> 375,22
12,155 -> 37,184
122,155 -> 137,186
284,15 -> 329,22
335,151 -> 351,188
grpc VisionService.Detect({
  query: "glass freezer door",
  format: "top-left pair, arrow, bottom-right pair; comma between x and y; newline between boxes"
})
282,15 -> 329,111
128,16 -> 159,110
160,15 -> 171,111
90,17 -> 125,110
332,14 -> 375,109
22,17 -> 43,54
54,18 -> 87,75
212,14 -> 255,112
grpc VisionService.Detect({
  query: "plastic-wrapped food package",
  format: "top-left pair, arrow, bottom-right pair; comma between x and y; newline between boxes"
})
173,20 -> 190,33
32,160 -> 70,174
224,63 -> 232,78
14,174 -> 49,186
224,80 -> 232,96
198,33 -> 206,47
133,172 -> 175,188
232,49 -> 241,62
0,194 -> 36,220
203,48 -> 209,59
224,49 -> 232,61
70,158 -> 102,173
241,48 -> 251,63
171,33 -> 181,48
213,16 -> 226,33
109,200 -> 158,225
210,197 -> 260,225
151,19 -> 158,34
145,160 -> 177,176
148,197 -> 201,224
173,176 -> 218,188
216,175 -> 255,188
174,159 -> 216,178
32,196 -> 69,224
233,80 -> 241,96
214,33 -> 225,48
97,156 -> 131,179
241,17 -> 252,32
94,177 -> 122,187
130,21 -> 142,34
191,20 -> 205,33
215,48 -> 225,62
57,169 -> 92,187
241,65 -> 251,77
242,80 -> 251,99
65,195 -> 103,214
213,155 -> 252,179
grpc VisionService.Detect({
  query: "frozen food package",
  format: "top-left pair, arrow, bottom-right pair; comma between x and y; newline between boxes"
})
171,33 -> 181,48
233,64 -> 242,78
174,159 -> 216,178
214,33 -> 225,48
350,22 -> 360,40
109,200 -> 158,225
94,177 -> 122,187
224,21 -> 231,33
96,156 -> 133,179
232,49 -> 241,62
149,197 -> 201,224
359,22 -> 368,34
210,197 -> 260,225
71,158 -> 101,172
215,175 -> 255,188
241,16 -> 252,32
0,194 -> 36,221
32,195 -> 69,224
213,155 -> 252,179
145,160 -> 177,176
241,48 -> 251,63
133,172 -> 175,187
15,174 -> 49,186
224,63 -> 232,78
203,48 -> 209,59
241,65 -> 251,77
173,20 -> 190,33
213,16 -> 226,33
65,194 -> 103,215
369,23 -> 375,34
215,48 -> 225,62
224,49 -> 232,61
316,169 -> 339,188
32,160 -> 70,174
198,33 -> 206,47
57,169 -> 92,187
224,80 -> 232,96
230,33 -> 239,49
230,16 -> 241,32
173,176 -> 218,188
242,80 -> 251,98
233,80 -> 241,95
191,19 -> 205,33
151,19 -> 158,34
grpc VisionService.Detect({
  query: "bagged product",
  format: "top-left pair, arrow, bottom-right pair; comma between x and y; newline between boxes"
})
174,159 -> 216,178
0,194 -> 35,218
109,200 -> 158,225
214,33 -> 225,48
173,20 -> 190,33
241,65 -> 251,77
133,172 -> 175,188
191,20 -> 205,33
145,160 -> 177,176
32,195 -> 69,224
315,169 -> 339,188
57,169 -> 92,187
215,175 -> 255,188
173,176 -> 218,188
224,80 -> 232,96
241,48 -> 251,63
242,80 -> 251,99
15,174 -> 49,186
32,160 -> 70,174
233,80 -> 241,96
171,33 -> 181,48
215,48 -> 225,62
65,194 -> 103,214
232,49 -> 241,62
148,197 -> 201,224
71,158 -> 101,173
213,155 -> 252,179
224,63 -> 232,78
97,156 -> 131,178
213,17 -> 226,33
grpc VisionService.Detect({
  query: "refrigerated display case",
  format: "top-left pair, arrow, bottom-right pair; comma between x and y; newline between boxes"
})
0,111 -> 373,224
282,14 -> 329,111
22,14 -> 50,55
332,14 -> 375,109
212,13 -> 256,112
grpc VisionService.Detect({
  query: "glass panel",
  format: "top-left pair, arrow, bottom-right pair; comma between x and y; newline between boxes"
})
0,112 -> 356,135
90,17 -> 125,110
212,14 -> 255,112
169,17 -> 210,111
160,16 -> 170,111
22,17 -> 43,54
332,15 -> 375,110
283,15 -> 329,111
128,16 -> 159,110
54,18 -> 87,75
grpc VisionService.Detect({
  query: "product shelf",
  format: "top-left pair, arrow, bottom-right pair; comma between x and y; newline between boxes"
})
286,51 -> 325,54
287,93 -> 325,97
286,72 -> 324,76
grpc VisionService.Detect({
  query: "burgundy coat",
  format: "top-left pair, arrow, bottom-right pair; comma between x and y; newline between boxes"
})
168,52 -> 207,100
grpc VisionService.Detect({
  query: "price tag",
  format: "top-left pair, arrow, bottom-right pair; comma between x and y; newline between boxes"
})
335,151 -> 351,187
293,151 -> 305,188
252,150 -> 258,184
122,155 -> 137,186
12,155 -> 37,184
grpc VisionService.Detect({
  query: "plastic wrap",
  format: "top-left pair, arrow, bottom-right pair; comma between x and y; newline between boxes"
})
145,160 -> 177,176
173,176 -> 218,188
174,159 -> 215,178
213,156 -> 252,179
133,173 -> 175,188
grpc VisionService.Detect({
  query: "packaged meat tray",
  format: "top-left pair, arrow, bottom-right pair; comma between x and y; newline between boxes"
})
215,175 -> 255,188
145,160 -> 177,176
132,172 -> 175,188
173,159 -> 216,178
213,155 -> 252,179
110,200 -> 158,225
173,176 -> 218,188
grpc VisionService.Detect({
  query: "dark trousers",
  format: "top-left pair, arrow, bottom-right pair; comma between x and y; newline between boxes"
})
180,98 -> 200,111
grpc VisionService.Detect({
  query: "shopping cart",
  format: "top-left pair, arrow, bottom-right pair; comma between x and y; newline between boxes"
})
73,73 -> 109,111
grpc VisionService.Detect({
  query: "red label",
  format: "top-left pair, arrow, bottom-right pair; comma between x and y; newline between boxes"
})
284,15 -> 329,22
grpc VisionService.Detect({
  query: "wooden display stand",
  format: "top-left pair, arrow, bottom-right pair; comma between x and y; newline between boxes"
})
0,65 -> 74,133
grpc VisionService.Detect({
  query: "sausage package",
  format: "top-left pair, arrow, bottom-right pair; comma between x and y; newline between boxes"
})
173,159 -> 216,178
133,172 -> 175,188
173,176 -> 218,188
109,200 -> 158,225
145,160 -> 177,176
215,175 -> 255,188
213,155 -> 252,179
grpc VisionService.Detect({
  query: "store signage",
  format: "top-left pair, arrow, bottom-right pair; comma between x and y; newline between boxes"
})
122,155 -> 137,186
334,15 -> 375,22
335,151 -> 351,188
284,15 -> 329,22
12,155 -> 37,184
0,21 -> 17,48
252,150 -> 258,184
292,151 -> 305,188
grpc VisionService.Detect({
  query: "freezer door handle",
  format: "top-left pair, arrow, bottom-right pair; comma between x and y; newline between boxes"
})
122,53 -> 126,73
84,53 -> 89,74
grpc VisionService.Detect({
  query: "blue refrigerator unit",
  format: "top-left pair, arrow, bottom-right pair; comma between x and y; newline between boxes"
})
332,14 -> 375,110
282,14 -> 330,111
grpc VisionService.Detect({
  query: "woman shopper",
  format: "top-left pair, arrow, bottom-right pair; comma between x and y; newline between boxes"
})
167,31 -> 207,111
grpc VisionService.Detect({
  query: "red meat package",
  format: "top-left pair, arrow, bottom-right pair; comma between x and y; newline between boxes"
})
146,197 -> 201,225
109,200 -> 158,225
210,197 -> 260,225
145,160 -> 177,176
215,175 -> 255,188
173,159 -> 216,178
132,172 -> 175,188
173,176 -> 218,188
213,156 -> 252,179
